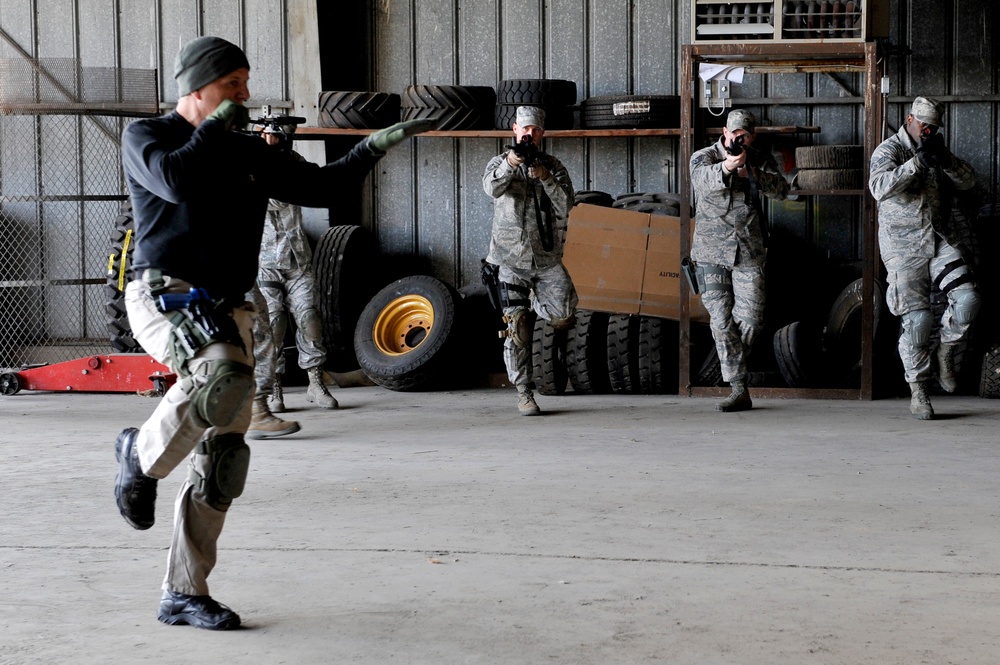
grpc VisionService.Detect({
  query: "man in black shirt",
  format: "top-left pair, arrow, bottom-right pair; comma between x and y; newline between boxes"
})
115,35 -> 430,630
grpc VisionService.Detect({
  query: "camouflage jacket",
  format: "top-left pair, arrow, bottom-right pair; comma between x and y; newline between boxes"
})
689,139 -> 789,268
868,125 -> 977,261
258,151 -> 312,271
483,151 -> 574,270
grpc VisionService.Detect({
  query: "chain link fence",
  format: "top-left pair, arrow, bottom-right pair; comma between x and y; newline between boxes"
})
0,58 -> 157,371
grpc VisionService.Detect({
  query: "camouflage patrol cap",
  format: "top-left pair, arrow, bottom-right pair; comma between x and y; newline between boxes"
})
910,97 -> 944,127
515,106 -> 545,129
726,109 -> 756,134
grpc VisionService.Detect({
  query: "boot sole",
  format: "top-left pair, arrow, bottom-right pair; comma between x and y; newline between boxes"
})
114,429 -> 155,530
158,611 -> 241,630
246,422 -> 301,439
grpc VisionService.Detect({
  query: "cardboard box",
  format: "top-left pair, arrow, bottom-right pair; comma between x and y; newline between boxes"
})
564,203 -> 710,323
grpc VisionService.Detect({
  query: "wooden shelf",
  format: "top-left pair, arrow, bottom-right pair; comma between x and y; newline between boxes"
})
679,40 -> 884,401
294,127 -> 683,139
294,126 -> 819,140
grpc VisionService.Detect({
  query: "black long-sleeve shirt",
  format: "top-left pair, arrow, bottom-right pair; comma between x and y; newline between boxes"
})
122,111 -> 379,301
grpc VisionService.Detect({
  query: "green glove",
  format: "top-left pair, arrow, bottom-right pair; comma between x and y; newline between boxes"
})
207,100 -> 250,131
366,118 -> 437,155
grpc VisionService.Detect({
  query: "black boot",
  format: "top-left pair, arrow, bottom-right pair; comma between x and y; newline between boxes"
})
114,428 -> 157,530
158,590 -> 241,630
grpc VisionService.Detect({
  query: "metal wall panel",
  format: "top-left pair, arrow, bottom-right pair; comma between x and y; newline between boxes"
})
0,0 -> 292,367
372,0 -> 696,288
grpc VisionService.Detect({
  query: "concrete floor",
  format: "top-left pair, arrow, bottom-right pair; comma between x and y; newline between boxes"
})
3,383 -> 1000,665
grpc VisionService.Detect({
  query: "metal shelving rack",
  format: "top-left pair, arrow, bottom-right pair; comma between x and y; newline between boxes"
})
679,40 -> 884,400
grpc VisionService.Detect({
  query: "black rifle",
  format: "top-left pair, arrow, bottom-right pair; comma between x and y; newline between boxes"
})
245,104 -> 307,143
505,135 -> 552,169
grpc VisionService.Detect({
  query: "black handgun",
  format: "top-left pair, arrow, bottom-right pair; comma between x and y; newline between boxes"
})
481,259 -> 502,311
681,257 -> 701,295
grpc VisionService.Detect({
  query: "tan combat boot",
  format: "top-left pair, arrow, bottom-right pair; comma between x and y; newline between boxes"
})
269,373 -> 286,413
517,386 -> 541,416
936,342 -> 959,393
247,395 -> 301,439
306,367 -> 339,409
908,381 -> 934,420
717,378 -> 752,412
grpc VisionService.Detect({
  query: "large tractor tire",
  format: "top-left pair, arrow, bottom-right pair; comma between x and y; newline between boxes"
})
317,91 -> 401,129
105,200 -> 143,353
638,316 -> 679,394
979,337 -> 1000,399
354,275 -> 461,392
566,310 -> 611,394
401,84 -> 496,130
607,314 -> 641,394
313,225 -> 379,372
532,317 -> 569,396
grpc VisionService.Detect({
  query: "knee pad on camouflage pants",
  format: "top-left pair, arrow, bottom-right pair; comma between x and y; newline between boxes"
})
503,308 -> 535,349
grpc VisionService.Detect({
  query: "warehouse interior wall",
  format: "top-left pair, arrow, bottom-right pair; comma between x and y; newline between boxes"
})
0,0 -> 996,371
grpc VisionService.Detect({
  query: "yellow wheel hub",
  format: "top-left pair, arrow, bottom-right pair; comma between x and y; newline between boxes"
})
372,294 -> 435,356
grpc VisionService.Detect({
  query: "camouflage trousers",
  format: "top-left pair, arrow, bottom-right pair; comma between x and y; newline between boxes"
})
884,239 -> 977,383
257,266 -> 327,375
250,285 -> 278,395
699,263 -> 765,384
499,262 -> 578,389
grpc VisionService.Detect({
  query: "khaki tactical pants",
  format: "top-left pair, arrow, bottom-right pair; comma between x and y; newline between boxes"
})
125,277 -> 255,597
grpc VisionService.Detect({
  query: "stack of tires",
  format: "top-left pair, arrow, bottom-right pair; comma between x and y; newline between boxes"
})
494,79 -> 576,130
794,145 -> 865,190
612,192 -> 682,217
532,311 -> 679,396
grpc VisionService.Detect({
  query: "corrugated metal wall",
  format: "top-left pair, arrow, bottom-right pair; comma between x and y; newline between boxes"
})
0,0 -> 290,103
370,0 -> 687,288
0,0 -> 997,353
0,0 -> 292,367
366,0 -> 998,290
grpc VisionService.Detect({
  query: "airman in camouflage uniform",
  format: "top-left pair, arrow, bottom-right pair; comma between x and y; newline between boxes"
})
483,106 -> 577,415
256,175 -> 338,412
690,109 -> 790,412
246,136 -> 340,438
247,283 -> 300,438
869,97 -> 979,420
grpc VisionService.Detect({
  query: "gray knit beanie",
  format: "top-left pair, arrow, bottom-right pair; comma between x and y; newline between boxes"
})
174,36 -> 250,97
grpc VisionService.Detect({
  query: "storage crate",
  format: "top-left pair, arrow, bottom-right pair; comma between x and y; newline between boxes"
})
692,0 -> 888,44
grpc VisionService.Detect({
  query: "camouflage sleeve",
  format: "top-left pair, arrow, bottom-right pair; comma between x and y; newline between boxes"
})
483,153 -> 517,198
690,146 -> 729,194
752,151 -> 790,201
541,157 -> 574,226
868,142 -> 920,202
943,153 -> 977,191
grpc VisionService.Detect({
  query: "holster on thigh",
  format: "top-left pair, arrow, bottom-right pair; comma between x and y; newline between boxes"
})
696,263 -> 732,293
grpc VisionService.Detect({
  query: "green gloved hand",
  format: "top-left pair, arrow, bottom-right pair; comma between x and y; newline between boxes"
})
366,118 -> 437,155
207,100 -> 250,131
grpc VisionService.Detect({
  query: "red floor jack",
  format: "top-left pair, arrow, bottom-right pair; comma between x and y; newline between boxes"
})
0,354 -> 176,396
